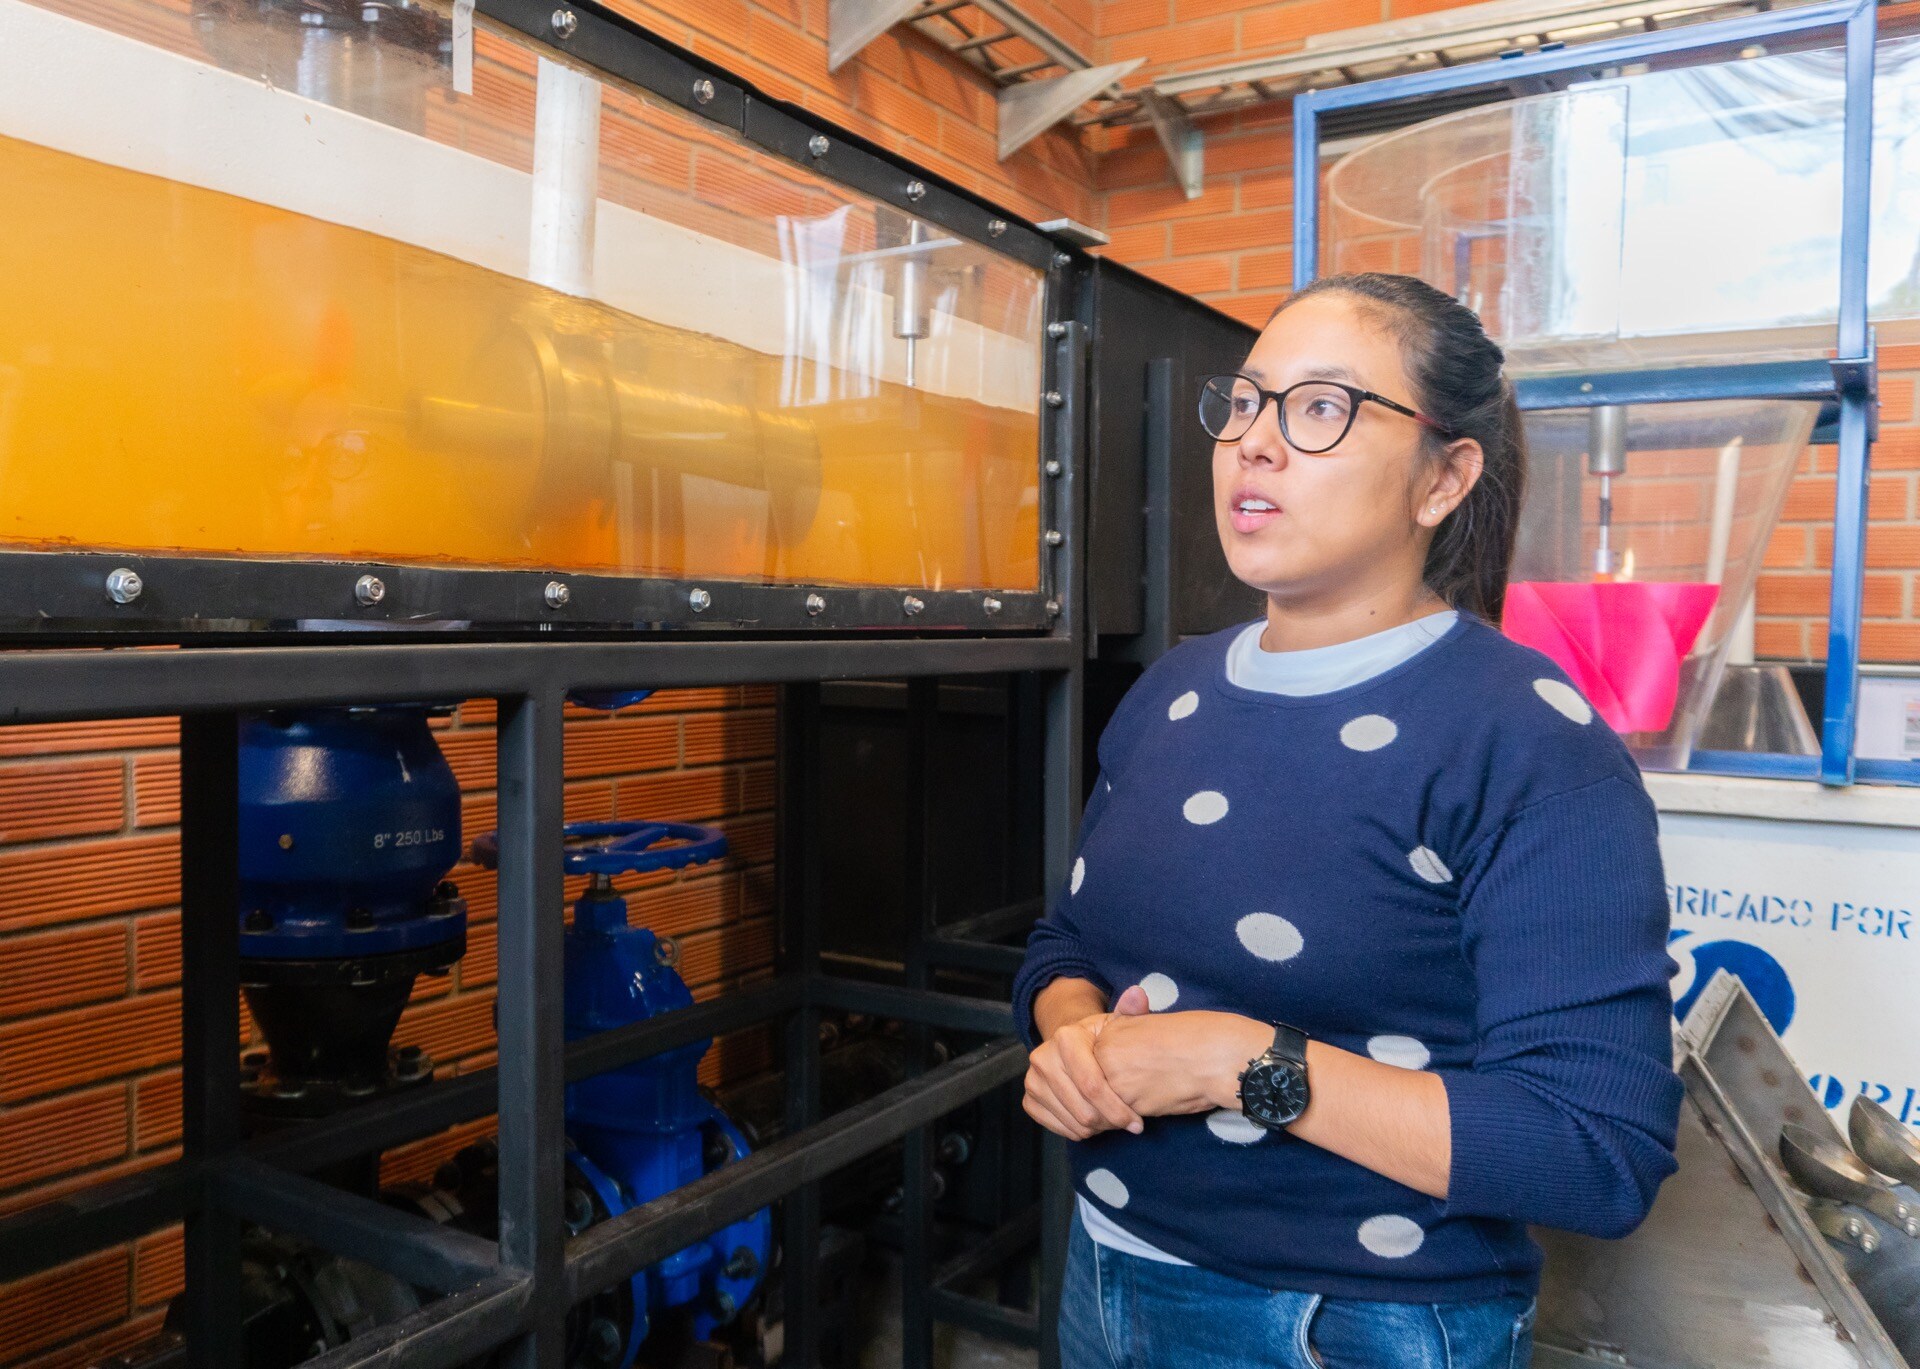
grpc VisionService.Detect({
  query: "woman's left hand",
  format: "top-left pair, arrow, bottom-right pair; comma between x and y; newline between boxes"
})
1092,1008 -> 1273,1117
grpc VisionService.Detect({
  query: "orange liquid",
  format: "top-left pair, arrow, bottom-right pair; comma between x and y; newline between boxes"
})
0,133 -> 1041,591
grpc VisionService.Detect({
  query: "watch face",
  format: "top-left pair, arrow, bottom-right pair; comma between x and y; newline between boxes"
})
1241,1060 -> 1310,1128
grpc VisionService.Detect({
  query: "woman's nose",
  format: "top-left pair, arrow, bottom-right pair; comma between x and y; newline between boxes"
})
1237,400 -> 1290,466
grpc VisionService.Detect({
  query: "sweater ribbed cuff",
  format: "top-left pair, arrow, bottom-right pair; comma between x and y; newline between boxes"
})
1010,947 -> 1111,1049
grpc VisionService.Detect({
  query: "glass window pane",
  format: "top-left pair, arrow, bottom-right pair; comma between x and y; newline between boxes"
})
0,0 -> 1044,591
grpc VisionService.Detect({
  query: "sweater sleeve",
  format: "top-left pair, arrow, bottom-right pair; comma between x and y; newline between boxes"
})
1009,769 -> 1117,1048
1436,774 -> 1682,1239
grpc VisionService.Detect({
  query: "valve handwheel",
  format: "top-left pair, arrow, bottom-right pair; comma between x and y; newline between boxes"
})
469,819 -> 727,875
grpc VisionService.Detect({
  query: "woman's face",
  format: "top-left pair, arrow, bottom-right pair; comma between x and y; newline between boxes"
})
1212,292 -> 1461,604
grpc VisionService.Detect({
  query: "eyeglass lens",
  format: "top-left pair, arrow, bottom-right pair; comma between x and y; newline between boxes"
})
1199,376 -> 1355,453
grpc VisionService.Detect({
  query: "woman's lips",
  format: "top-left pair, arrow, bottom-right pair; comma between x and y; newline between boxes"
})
1229,493 -> 1282,534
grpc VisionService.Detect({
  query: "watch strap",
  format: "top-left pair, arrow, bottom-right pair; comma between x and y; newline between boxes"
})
1268,1021 -> 1308,1067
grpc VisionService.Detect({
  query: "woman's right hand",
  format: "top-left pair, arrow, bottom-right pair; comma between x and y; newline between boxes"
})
1023,980 -> 1148,1140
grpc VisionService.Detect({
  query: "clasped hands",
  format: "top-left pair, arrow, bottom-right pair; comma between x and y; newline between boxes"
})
1022,979 -> 1273,1142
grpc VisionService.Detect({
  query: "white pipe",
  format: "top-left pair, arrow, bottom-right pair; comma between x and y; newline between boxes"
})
529,57 -> 601,298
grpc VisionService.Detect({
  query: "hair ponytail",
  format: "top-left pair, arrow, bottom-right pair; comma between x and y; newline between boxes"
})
1273,273 -> 1527,623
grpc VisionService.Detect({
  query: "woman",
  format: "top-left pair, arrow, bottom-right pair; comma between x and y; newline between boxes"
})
1012,273 -> 1681,1369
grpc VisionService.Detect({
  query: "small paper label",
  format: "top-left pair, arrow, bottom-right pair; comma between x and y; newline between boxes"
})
452,0 -> 475,96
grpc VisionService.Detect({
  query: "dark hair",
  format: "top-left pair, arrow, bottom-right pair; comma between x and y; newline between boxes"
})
1271,272 -> 1526,623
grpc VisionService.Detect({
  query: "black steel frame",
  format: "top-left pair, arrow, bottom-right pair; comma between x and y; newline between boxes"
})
0,5 -> 1093,1362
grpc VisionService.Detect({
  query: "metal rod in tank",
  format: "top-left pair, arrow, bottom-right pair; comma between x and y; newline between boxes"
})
897,219 -> 932,388
1588,405 -> 1628,578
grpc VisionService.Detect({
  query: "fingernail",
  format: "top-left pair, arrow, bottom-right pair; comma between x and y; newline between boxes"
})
1129,1121 -> 1143,1134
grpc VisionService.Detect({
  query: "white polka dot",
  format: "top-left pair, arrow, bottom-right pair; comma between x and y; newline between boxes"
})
1139,973 -> 1179,1011
1235,913 -> 1303,963
1085,1168 -> 1129,1208
1207,1109 -> 1267,1144
1183,790 -> 1229,825
1357,1214 -> 1425,1258
1367,1035 -> 1431,1070
1340,714 -> 1399,752
1408,847 -> 1452,884
1070,857 -> 1085,895
1168,690 -> 1199,721
1533,678 -> 1593,725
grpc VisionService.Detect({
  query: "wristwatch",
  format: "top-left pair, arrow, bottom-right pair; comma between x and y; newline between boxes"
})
1237,1022 -> 1311,1131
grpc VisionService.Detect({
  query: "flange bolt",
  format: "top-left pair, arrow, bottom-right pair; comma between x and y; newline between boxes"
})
106,568 -> 143,604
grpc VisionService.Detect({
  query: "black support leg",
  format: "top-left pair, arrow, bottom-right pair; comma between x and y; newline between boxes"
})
778,683 -> 824,1369
180,712 -> 244,1369
494,690 -> 568,1369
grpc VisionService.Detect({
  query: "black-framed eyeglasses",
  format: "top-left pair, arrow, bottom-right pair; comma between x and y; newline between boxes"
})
1198,373 -> 1456,453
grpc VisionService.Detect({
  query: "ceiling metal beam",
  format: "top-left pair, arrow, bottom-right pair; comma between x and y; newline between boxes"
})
828,0 -> 925,73
1141,90 -> 1205,199
998,58 -> 1143,158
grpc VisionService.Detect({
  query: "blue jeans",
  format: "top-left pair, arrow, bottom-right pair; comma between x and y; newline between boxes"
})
1060,1212 -> 1535,1369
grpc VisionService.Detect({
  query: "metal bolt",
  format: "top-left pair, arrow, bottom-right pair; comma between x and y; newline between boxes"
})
808,134 -> 830,158
1044,529 -> 1064,547
692,77 -> 715,104
354,574 -> 385,606
1054,251 -> 1071,267
724,1246 -> 760,1280
688,587 -> 711,612
905,179 -> 926,201
1044,390 -> 1063,408
1045,598 -> 1061,617
549,7 -> 576,37
564,1188 -> 595,1234
1047,321 -> 1068,338
987,218 -> 1007,237
544,580 -> 570,609
1045,460 -> 1062,477
1580,381 -> 1594,392
805,593 -> 826,616
654,936 -> 680,967
902,595 -> 925,616
982,596 -> 1002,616
584,1316 -> 622,1360
105,567 -> 143,604
712,1289 -> 738,1321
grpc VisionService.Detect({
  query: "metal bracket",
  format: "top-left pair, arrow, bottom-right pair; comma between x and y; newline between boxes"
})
999,59 -> 1142,158
1141,90 -> 1204,200
827,0 -> 925,72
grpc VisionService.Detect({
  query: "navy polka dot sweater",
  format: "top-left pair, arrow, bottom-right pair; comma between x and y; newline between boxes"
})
1012,614 -> 1683,1302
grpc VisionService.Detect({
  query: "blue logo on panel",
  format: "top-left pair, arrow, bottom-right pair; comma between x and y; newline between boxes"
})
1669,930 -> 1795,1035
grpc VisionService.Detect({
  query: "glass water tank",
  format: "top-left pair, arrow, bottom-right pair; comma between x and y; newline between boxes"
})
1321,36 -> 1920,766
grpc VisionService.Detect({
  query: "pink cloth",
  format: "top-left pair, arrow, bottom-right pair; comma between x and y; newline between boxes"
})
1504,581 -> 1720,734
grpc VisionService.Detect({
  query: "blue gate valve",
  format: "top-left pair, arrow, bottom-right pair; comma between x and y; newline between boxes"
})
471,818 -> 770,1359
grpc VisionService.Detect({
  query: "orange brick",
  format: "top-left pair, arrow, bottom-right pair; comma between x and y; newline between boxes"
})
378,1116 -> 498,1190
0,1249 -> 130,1361
0,760 -> 124,846
1872,473 -> 1914,521
0,719 -> 175,759
460,920 -> 498,990
1866,525 -> 1920,569
0,1084 -> 128,1190
1757,572 -> 1903,619
1752,619 -> 1810,660
1874,426 -> 1920,470
134,1070 -> 181,1150
393,991 -> 497,1066
1878,343 -> 1920,370
131,754 -> 178,828
1173,210 -> 1290,256
0,991 -> 180,1103
433,731 -> 498,790
1216,292 -> 1287,328
1239,248 -> 1295,291
133,1226 -> 183,1308
682,710 -> 776,766
717,814 -> 775,866
1240,171 -> 1295,210
1881,377 -> 1916,423
1763,523 -> 1812,569
1207,128 -> 1294,176
1102,0 -> 1172,32
675,918 -> 776,989
1107,182 -> 1235,226
133,913 -> 179,990
630,873 -> 737,939
564,717 -> 680,778
1243,0 -> 1385,47
613,767 -> 736,822
0,922 -> 127,1021
0,1147 -> 178,1219
1110,14 -> 1232,64
741,763 -> 775,811
19,1307 -> 168,1369
1862,621 -> 1920,664
1138,255 -> 1234,295
1102,222 -> 1170,263
0,834 -> 177,935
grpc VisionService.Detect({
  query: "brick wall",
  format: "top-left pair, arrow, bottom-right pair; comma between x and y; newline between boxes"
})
0,693 -> 778,1366
1088,0 -> 1920,665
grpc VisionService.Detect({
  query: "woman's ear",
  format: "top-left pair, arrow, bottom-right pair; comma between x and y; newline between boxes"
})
1416,439 -> 1485,529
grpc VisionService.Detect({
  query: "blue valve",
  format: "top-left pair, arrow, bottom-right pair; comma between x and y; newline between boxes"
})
469,819 -> 727,878
567,688 -> 655,712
